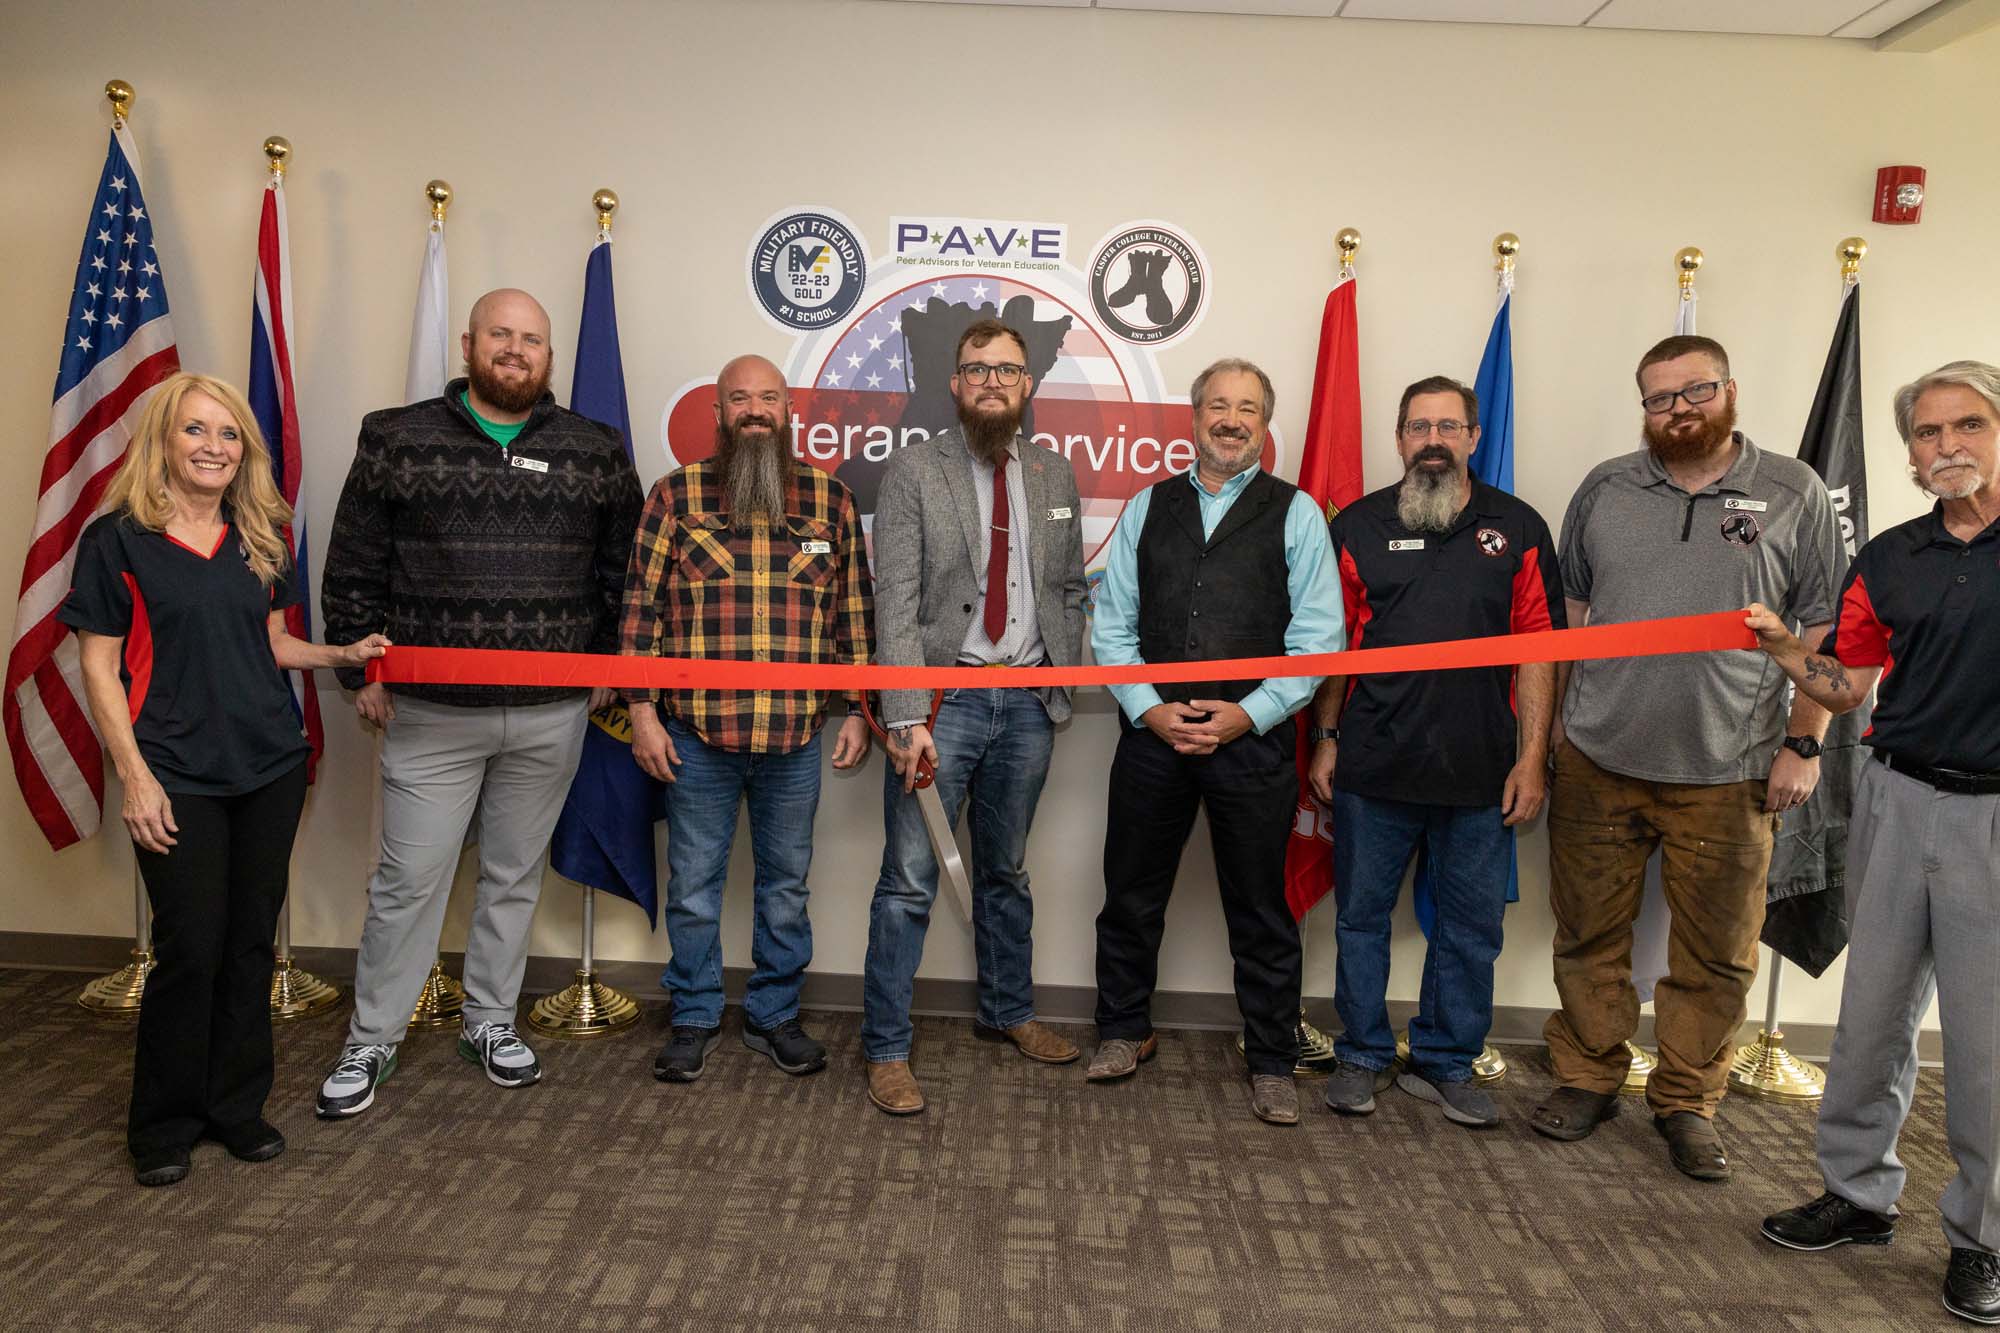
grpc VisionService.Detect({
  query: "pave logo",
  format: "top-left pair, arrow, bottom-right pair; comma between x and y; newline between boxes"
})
749,207 -> 868,332
1087,221 -> 1208,346
1476,527 -> 1509,557
670,211 -> 1265,572
1720,512 -> 1762,546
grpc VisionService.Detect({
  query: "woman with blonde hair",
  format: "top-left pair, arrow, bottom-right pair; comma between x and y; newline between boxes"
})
60,372 -> 390,1186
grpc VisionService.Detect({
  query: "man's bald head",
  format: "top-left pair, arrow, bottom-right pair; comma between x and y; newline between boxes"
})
468,288 -> 551,341
462,288 -> 553,419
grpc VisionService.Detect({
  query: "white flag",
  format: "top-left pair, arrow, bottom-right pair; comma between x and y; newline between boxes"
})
404,221 -> 449,403
1674,289 -> 1698,337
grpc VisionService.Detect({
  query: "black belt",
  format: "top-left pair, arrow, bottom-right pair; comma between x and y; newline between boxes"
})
1874,749 -> 2000,796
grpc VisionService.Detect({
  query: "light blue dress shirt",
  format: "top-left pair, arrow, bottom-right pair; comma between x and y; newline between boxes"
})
1092,466 -> 1344,735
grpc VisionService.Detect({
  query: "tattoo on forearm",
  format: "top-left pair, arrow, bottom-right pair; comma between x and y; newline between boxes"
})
1803,655 -> 1851,693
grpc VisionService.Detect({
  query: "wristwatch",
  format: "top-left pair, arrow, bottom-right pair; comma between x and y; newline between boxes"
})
1309,726 -> 1340,744
1780,735 -> 1824,760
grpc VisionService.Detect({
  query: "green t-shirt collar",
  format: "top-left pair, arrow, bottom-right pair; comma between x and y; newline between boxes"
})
462,390 -> 529,449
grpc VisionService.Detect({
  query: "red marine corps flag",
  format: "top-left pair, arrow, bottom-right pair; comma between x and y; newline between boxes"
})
1283,236 -> 1365,921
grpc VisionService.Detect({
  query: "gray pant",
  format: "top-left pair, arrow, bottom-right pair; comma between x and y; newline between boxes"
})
1817,756 -> 2000,1252
347,695 -> 589,1046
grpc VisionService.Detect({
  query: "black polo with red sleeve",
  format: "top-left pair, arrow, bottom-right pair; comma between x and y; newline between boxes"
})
58,511 -> 311,796
1327,479 -> 1565,806
1823,504 -> 2000,774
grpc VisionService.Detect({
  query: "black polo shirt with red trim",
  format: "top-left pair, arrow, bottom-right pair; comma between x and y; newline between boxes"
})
1824,504 -> 2000,773
59,512 -> 311,796
1327,479 -> 1565,806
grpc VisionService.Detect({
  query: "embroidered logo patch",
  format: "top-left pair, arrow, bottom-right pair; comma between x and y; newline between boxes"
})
1476,527 -> 1509,556
1720,512 -> 1761,546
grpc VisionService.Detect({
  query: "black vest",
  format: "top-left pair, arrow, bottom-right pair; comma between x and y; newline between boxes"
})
1136,470 -> 1297,708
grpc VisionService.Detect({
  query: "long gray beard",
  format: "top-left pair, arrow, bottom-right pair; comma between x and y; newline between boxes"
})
717,425 -> 790,524
1397,468 -> 1466,532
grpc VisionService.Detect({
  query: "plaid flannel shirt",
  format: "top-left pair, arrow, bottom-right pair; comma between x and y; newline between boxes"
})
621,459 -> 873,753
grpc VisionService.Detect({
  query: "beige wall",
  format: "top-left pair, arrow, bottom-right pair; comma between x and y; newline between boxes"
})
3,0 -> 1994,1031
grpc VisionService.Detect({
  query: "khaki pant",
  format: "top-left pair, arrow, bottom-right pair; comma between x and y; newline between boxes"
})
1542,740 -> 1777,1117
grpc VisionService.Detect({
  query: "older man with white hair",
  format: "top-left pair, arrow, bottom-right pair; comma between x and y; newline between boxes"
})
1747,360 -> 2000,1326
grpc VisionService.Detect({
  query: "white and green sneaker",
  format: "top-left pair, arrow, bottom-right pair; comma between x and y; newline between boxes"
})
460,1022 -> 541,1088
316,1043 -> 397,1118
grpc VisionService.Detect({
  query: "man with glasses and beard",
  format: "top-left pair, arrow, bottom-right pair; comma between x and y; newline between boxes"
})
624,354 -> 873,1085
1308,376 -> 1562,1130
318,289 -> 642,1118
1531,335 -> 1841,1182
1751,362 -> 2000,1325
857,319 -> 1088,1116
1088,357 -> 1344,1126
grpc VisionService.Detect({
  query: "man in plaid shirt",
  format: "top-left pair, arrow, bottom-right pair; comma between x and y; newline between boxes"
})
624,354 -> 873,1083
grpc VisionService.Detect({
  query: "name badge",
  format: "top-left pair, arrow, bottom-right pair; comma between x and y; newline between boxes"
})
509,454 -> 549,474
1388,538 -> 1426,551
800,540 -> 832,555
1724,498 -> 1767,512
1046,507 -> 1073,520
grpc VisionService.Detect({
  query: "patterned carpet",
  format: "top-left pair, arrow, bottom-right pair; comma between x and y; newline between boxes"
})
0,966 -> 1968,1331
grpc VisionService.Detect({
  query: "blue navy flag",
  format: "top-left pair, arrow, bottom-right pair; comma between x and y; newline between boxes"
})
1414,284 -> 1520,935
548,233 -> 662,923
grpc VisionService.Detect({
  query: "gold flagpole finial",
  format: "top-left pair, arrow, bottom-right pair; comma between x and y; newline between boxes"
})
1675,245 -> 1704,297
263,136 -> 291,179
1493,232 -> 1520,275
1335,227 -> 1360,278
105,80 -> 134,127
425,179 -> 453,225
1837,236 -> 1867,280
593,188 -> 619,235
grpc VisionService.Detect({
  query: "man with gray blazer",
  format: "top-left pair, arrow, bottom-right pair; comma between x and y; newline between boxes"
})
860,318 -> 1088,1115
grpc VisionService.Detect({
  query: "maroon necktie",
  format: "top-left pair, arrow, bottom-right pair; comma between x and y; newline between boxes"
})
984,452 -> 1010,643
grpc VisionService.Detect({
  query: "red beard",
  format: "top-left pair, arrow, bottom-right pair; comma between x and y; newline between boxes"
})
1645,399 -> 1736,465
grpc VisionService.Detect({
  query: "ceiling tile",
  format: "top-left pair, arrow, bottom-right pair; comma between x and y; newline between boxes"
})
1586,0 -> 1882,37
1095,0 -> 1347,13
1831,0 -> 1946,37
1338,0 -> 1605,24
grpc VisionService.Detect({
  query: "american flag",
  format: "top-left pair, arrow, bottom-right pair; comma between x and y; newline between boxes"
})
5,125 -> 179,849
249,162 -> 323,781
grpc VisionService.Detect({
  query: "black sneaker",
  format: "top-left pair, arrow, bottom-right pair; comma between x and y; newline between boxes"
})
1322,1060 -> 1379,1115
654,1026 -> 721,1083
1761,1192 -> 1896,1251
1945,1248 -> 2000,1325
742,1016 -> 827,1075
210,1118 -> 286,1163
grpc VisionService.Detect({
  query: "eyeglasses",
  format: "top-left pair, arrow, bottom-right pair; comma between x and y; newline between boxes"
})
1641,380 -> 1725,415
957,362 -> 1025,386
1400,418 -> 1466,441
1911,416 -> 1995,445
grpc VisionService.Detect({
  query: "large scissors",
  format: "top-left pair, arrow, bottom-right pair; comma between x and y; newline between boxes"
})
860,689 -> 974,924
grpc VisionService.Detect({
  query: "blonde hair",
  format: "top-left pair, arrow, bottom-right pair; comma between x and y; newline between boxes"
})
102,372 -> 294,586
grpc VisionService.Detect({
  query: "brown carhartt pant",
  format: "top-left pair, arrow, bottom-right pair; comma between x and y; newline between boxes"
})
1543,740 -> 1778,1117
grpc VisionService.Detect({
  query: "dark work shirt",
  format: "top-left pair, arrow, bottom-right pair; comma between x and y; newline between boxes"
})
1824,504 -> 2000,773
59,512 -> 311,796
1328,480 -> 1564,806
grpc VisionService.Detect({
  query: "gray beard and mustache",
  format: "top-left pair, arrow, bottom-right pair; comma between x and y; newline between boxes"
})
1915,455 -> 1985,500
715,418 -> 793,522
1195,425 -> 1259,480
1397,446 -> 1468,532
959,397 -> 1023,464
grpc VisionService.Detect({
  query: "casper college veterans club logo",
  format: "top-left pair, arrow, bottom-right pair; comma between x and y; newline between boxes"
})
662,208 -> 1260,580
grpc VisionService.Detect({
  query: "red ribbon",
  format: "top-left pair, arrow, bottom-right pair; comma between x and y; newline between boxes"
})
367,610 -> 1754,691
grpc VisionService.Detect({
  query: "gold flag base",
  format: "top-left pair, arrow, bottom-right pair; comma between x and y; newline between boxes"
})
270,956 -> 342,1022
1621,1040 -> 1657,1095
78,948 -> 154,1015
406,959 -> 465,1030
1727,1028 -> 1825,1103
527,968 -> 641,1040
1233,1008 -> 1343,1075
1392,1032 -> 1509,1086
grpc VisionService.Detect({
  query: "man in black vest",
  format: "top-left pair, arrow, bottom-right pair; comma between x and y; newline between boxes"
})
1087,357 -> 1346,1125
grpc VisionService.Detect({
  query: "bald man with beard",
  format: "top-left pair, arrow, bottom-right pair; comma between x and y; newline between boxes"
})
623,355 -> 875,1085
317,289 -> 642,1118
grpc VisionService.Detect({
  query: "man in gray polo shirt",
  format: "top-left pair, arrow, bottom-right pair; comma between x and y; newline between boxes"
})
1530,335 -> 1840,1182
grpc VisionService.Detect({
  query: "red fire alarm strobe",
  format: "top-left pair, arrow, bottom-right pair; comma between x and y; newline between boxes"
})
1875,166 -> 1926,224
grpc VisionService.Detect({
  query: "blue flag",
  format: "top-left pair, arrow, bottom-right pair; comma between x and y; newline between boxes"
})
547,234 -> 663,924
1413,287 -> 1521,935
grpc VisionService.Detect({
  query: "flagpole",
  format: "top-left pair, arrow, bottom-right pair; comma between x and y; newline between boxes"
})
528,187 -> 641,1040
1727,237 -> 1866,1103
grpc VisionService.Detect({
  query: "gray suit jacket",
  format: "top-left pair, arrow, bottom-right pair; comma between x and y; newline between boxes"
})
872,427 -> 1087,723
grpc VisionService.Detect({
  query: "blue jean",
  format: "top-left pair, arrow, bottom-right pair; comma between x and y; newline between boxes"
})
1330,788 -> 1511,1082
660,718 -> 821,1031
861,688 -> 1055,1062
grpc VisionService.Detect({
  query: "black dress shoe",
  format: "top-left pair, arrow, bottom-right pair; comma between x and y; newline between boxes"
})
1761,1192 -> 1895,1250
133,1147 -> 190,1187
1945,1247 -> 2000,1325
211,1118 -> 286,1163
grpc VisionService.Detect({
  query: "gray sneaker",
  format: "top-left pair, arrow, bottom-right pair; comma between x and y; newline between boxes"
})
1397,1071 -> 1500,1127
316,1043 -> 397,1118
460,1022 -> 542,1088
1323,1059 -> 1379,1115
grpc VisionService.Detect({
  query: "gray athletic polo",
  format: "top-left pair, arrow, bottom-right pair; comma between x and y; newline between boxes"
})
1558,434 -> 1840,784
